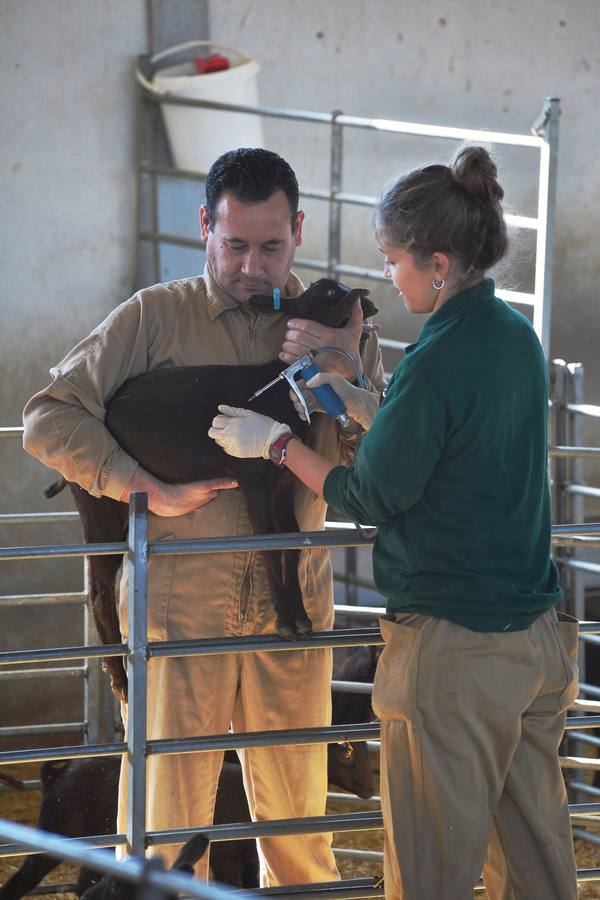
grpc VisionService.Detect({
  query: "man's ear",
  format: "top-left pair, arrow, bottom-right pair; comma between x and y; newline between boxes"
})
293,210 -> 305,247
199,205 -> 211,241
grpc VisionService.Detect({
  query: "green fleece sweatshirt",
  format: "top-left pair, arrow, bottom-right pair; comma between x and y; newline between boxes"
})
324,278 -> 561,632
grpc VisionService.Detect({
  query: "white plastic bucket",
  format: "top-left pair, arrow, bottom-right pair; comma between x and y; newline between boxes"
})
136,41 -> 264,173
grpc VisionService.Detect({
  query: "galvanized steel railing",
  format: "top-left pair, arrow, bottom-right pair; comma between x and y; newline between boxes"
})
2,498 -> 600,895
133,57 -> 559,356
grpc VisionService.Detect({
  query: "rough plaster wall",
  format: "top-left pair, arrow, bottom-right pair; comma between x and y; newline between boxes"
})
0,0 -> 212,740
1,1 -> 147,605
209,0 -> 600,501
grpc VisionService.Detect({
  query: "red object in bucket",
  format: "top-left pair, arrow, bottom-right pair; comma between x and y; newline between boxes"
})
194,53 -> 231,75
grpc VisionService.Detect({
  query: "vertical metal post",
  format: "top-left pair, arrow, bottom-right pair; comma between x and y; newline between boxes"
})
150,164 -> 161,285
126,492 -> 149,858
566,363 -> 586,800
328,110 -> 357,602
533,98 -> 560,357
568,362 -> 586,645
327,110 -> 343,280
134,69 -> 146,292
135,55 -> 161,290
550,360 -> 568,526
550,360 -> 572,618
327,109 -> 357,605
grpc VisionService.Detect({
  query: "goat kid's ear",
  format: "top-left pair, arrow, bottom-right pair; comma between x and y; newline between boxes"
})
348,288 -> 378,319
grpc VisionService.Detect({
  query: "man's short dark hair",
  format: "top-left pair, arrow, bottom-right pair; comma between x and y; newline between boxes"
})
205,148 -> 299,229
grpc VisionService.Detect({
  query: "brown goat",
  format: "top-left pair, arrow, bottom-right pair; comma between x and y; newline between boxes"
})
46,279 -> 377,700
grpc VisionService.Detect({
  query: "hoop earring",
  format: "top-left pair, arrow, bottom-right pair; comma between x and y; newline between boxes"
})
432,277 -> 445,290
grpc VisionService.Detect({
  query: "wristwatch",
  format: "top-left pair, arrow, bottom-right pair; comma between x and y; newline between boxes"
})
268,431 -> 297,466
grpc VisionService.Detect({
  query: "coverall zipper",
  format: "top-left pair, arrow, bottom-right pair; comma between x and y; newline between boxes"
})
239,552 -> 254,625
237,310 -> 259,626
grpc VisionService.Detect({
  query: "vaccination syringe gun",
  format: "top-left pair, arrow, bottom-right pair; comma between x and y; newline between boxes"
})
248,350 -> 351,428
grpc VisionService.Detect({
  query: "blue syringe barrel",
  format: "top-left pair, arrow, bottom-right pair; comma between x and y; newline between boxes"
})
302,363 -> 350,426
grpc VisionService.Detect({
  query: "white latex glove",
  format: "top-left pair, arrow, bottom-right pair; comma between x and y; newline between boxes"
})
209,405 -> 291,459
288,381 -> 323,422
303,372 -> 380,431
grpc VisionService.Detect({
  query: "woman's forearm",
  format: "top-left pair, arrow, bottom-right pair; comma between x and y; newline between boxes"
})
283,438 -> 340,497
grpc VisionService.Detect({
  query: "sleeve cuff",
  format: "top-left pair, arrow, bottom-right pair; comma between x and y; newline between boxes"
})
101,451 -> 140,501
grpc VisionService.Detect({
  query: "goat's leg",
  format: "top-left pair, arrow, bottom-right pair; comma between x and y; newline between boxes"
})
69,486 -> 129,701
271,475 -> 313,638
0,856 -> 62,900
241,469 -> 310,640
87,556 -> 128,701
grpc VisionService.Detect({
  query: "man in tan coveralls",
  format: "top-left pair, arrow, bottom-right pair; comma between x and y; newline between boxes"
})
22,148 -> 384,887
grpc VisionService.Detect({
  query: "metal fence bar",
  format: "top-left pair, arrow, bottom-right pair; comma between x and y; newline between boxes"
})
3,522 -> 598,565
134,73 -> 547,149
0,723 -> 84,738
0,513 -> 80,526
3,715 -> 600,768
567,403 -> 600,419
558,560 -> 600,575
565,485 -> 600,499
0,592 -> 85,606
147,810 -> 384,847
550,446 -> 600,459
331,680 -> 372,695
0,666 -> 84,680
566,364 -> 587,716
0,628 -> 383,670
132,71 -> 555,344
0,427 -> 23,438
532,98 -> 559,355
0,819 -> 253,900
126,492 -> 149,857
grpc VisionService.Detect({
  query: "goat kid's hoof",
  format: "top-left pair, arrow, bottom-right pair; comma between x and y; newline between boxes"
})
275,614 -> 313,641
295,616 -> 313,637
275,619 -> 301,641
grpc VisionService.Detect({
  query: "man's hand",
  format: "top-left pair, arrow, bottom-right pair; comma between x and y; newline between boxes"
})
120,467 -> 238,517
280,296 -> 366,380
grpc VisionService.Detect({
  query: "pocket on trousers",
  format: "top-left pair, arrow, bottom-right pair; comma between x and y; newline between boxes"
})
372,616 -> 423,721
553,612 -> 580,711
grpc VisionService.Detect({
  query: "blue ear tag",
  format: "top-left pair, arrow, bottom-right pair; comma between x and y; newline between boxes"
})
273,287 -> 280,310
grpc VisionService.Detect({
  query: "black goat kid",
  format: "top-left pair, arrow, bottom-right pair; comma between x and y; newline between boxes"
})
46,280 -> 377,700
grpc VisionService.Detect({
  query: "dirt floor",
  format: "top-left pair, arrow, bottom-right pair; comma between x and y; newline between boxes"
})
1,763 -> 600,898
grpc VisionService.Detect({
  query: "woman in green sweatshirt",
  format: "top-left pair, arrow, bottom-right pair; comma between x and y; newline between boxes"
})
210,146 -> 579,900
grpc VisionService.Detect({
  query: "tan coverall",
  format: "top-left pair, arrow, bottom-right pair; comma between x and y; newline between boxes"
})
22,267 -> 385,886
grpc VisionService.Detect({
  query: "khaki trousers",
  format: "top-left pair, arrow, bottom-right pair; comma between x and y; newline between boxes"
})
372,608 -> 579,900
116,507 -> 339,888
118,646 -> 337,886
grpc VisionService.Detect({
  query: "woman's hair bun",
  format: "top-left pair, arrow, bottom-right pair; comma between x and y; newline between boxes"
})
451,146 -> 504,203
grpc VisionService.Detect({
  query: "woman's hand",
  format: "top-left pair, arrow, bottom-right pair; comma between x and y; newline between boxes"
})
294,372 -> 380,431
120,467 -> 238,517
209,405 -> 291,459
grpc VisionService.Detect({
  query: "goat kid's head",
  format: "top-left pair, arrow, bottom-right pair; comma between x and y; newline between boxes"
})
248,278 -> 378,327
79,833 -> 209,900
